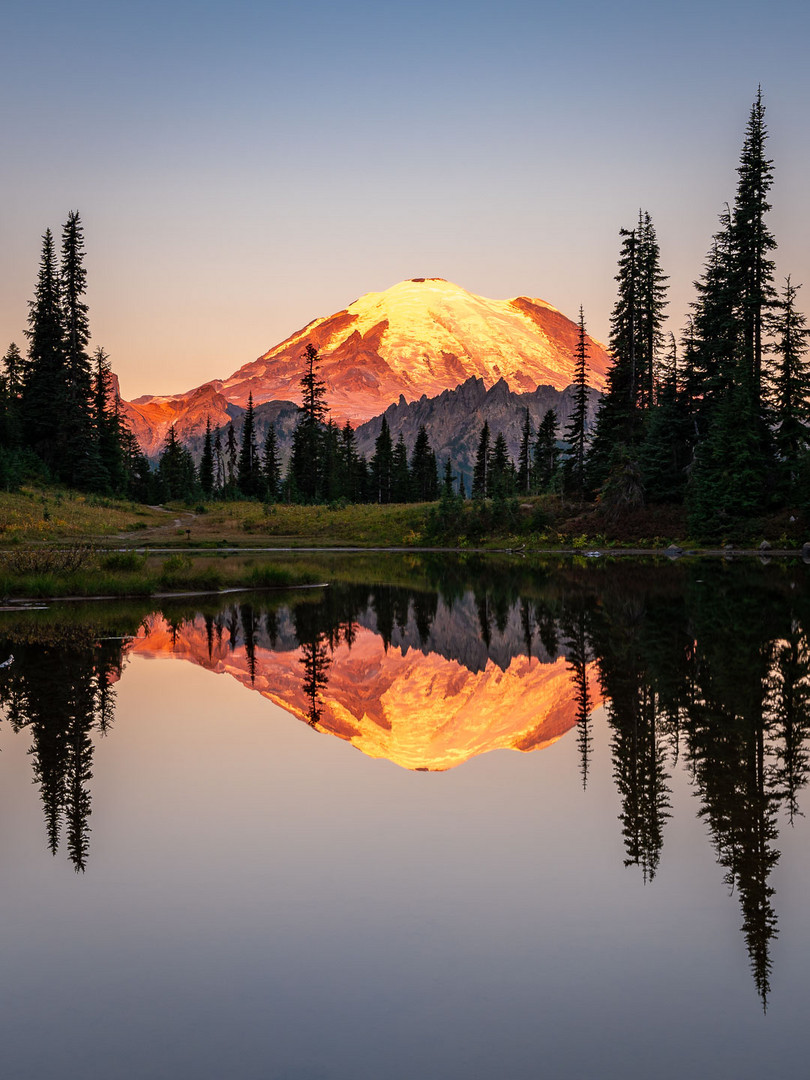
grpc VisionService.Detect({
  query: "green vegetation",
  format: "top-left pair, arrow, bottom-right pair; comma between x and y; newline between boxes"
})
0,541 -> 319,600
0,486 -> 164,541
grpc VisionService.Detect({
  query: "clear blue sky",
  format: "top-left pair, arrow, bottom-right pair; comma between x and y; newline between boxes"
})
1,0 -> 808,398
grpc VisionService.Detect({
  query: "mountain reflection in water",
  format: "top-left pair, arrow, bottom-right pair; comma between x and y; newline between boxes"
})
0,559 -> 809,1010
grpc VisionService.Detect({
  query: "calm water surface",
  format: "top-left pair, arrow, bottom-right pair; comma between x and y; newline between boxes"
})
1,555 -> 809,1079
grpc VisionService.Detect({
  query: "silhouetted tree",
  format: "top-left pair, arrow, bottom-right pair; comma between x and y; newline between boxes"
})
472,421 -> 491,498
562,306 -> 590,497
238,392 -> 262,497
289,344 -> 328,500
532,408 -> 558,492
262,422 -> 282,501
410,425 -> 438,501
517,408 -> 532,495
370,416 -> 394,503
200,416 -> 214,496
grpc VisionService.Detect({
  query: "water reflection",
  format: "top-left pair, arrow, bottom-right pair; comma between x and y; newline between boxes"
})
0,627 -> 123,872
0,558 -> 809,1009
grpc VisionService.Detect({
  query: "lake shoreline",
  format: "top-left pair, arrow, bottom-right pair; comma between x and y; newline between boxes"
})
0,543 -> 807,604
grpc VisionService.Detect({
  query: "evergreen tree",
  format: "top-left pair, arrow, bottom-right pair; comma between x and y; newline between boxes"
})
157,426 -> 197,501
120,423 -> 151,502
90,347 -> 120,493
410,425 -> 438,501
320,419 -> 341,502
22,228 -> 65,469
532,408 -> 558,492
767,277 -> 810,494
262,422 -> 282,501
0,343 -> 24,451
225,422 -> 238,489
392,433 -> 410,502
472,420 -> 491,498
200,416 -> 214,496
489,432 -> 514,497
517,408 -> 532,494
370,416 -> 394,503
289,344 -> 328,500
587,213 -> 667,492
689,207 -> 741,417
641,335 -> 691,503
687,370 -> 770,536
338,421 -> 362,502
59,211 -> 96,487
732,88 -> 777,403
442,458 -> 455,497
213,425 -> 225,492
587,227 -> 640,491
637,210 -> 669,409
238,392 -> 262,497
562,306 -> 590,497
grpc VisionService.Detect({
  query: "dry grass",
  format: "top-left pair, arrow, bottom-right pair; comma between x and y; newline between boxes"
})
0,487 -> 164,542
163,500 -> 434,547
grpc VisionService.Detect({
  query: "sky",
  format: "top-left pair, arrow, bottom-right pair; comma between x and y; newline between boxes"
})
1,0 -> 809,401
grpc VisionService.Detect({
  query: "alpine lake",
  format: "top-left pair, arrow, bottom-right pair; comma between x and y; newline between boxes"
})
1,550 -> 809,1080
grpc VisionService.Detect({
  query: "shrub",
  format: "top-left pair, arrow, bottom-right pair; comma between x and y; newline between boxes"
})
2,543 -> 97,575
100,551 -> 145,572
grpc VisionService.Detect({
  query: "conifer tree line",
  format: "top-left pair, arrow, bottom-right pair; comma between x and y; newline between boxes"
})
0,211 -> 151,496
457,90 -> 810,532
189,347 -> 446,505
5,90 -> 807,529
584,89 -> 810,534
468,306 -> 590,501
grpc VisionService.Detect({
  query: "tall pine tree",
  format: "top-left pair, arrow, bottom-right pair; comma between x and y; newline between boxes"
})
472,420 -> 491,498
289,344 -> 328,501
768,277 -> 810,496
562,306 -> 590,497
200,416 -> 214,497
262,422 -> 282,501
60,211 -> 97,487
238,392 -> 262,497
22,228 -> 65,470
732,87 -> 776,405
517,408 -> 532,495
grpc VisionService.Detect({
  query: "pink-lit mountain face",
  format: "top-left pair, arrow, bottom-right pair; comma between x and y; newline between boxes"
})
128,613 -> 604,772
122,278 -> 612,456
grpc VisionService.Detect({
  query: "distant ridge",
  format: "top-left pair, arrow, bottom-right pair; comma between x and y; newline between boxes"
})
355,376 -> 601,485
174,376 -> 600,483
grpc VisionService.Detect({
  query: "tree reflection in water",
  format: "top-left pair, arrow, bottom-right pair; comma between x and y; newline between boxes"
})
0,558 -> 808,1007
0,628 -> 124,872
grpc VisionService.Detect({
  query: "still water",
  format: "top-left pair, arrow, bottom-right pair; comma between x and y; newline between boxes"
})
1,554 -> 809,1079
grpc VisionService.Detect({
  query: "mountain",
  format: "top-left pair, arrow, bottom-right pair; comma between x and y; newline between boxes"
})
355,376 -> 602,485
128,598 -> 603,771
122,278 -> 612,457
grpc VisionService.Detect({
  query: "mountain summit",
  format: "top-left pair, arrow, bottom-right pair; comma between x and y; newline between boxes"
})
124,278 -> 611,456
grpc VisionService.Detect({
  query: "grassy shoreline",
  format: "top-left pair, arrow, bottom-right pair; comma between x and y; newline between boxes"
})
1,485 -> 808,602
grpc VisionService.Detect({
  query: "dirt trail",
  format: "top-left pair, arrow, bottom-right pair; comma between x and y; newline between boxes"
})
114,508 -> 198,545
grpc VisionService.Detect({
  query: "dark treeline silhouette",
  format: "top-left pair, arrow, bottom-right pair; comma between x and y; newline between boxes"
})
188,348 -> 446,506
430,92 -> 810,536
584,91 -> 810,535
0,212 -> 151,497
1,559 -> 809,1005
